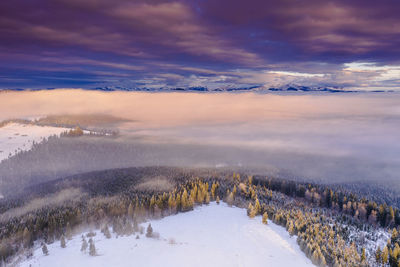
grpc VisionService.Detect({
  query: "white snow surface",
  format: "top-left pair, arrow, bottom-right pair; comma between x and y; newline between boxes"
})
19,202 -> 314,267
0,123 -> 69,162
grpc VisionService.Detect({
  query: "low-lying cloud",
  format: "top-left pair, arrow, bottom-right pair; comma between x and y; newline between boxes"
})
0,188 -> 84,221
0,90 -> 399,192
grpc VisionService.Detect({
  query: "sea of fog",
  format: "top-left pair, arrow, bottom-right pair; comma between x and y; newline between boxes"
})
1,89 -> 400,187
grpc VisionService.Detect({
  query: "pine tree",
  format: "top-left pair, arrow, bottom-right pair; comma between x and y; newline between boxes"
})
89,238 -> 96,256
394,244 -> 400,263
149,196 -> 156,213
254,198 -> 261,215
226,191 -> 234,206
286,220 -> 295,236
262,212 -> 268,224
66,222 -> 72,240
60,235 -> 66,248
382,246 -> 389,265
81,238 -> 88,253
211,182 -> 218,200
196,185 -> 204,203
146,223 -> 153,238
168,193 -> 176,212
248,203 -> 256,218
176,194 -> 181,210
249,186 -> 256,200
311,249 -> 319,265
248,175 -> 253,185
127,203 -> 134,219
181,189 -> 193,212
42,243 -> 49,256
124,221 -> 134,236
133,218 -> 139,232
376,247 -> 382,265
333,259 -> 341,267
392,228 -> 399,244
22,227 -> 32,248
103,226 -> 111,239
390,207 -> 395,225
361,248 -> 366,263
205,192 -> 210,204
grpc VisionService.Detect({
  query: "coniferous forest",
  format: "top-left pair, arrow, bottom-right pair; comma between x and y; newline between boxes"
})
1,165 -> 400,266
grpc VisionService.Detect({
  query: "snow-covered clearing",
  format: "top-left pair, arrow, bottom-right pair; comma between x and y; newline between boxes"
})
19,202 -> 314,267
0,123 -> 68,162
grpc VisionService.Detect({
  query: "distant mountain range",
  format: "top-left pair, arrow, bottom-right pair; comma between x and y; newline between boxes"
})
0,84 -> 393,93
89,84 -> 391,93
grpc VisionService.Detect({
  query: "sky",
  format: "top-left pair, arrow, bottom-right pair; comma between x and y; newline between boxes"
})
1,0 -> 400,90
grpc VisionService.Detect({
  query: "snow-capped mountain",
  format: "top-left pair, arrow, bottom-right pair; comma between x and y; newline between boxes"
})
87,84 -> 385,92
0,84 -> 391,92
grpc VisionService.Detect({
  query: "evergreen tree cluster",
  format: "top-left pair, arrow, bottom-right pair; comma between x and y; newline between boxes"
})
253,175 -> 400,229
238,176 -> 366,266
0,168 -> 398,266
375,228 -> 400,267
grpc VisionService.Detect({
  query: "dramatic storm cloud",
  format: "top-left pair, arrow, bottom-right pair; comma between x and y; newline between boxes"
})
1,0 -> 400,89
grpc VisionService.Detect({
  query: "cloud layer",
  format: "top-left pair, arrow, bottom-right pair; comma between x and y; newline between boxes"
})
2,90 -> 400,188
1,0 -> 400,89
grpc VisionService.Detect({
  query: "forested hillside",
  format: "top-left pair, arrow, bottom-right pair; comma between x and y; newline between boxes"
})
1,167 -> 399,266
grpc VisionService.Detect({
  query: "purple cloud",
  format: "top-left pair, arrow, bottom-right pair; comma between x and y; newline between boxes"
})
0,0 -> 400,89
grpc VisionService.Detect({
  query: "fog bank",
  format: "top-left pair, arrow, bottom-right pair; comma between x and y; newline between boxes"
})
1,90 -> 400,190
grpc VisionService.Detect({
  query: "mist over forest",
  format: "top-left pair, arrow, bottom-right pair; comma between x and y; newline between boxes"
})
1,90 -> 400,195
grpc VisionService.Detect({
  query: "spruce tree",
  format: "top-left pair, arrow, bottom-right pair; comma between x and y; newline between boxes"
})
89,238 -> 96,256
66,222 -> 72,240
254,198 -> 261,215
361,248 -> 366,263
42,243 -> 49,256
22,227 -> 32,248
60,235 -> 66,248
128,203 -> 134,219
392,228 -> 399,244
103,226 -> 111,239
248,203 -> 256,218
262,212 -> 268,224
168,193 -> 176,212
181,189 -> 189,211
226,191 -> 234,206
81,238 -> 88,253
286,220 -> 295,236
382,246 -> 389,265
133,218 -> 139,232
146,223 -> 153,238
376,247 -> 382,265
211,183 -> 218,200
124,222 -> 134,236
205,192 -> 210,204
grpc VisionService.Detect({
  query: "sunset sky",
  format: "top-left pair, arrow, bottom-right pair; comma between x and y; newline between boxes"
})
1,0 -> 400,90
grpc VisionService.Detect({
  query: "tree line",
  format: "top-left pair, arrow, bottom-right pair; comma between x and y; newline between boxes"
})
0,169 -> 398,266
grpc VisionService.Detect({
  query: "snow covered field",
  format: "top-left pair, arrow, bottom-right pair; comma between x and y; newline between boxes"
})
0,123 -> 69,162
19,202 -> 314,267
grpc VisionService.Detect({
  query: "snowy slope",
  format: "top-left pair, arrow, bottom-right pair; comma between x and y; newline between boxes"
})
0,123 -> 69,162
19,202 -> 314,267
